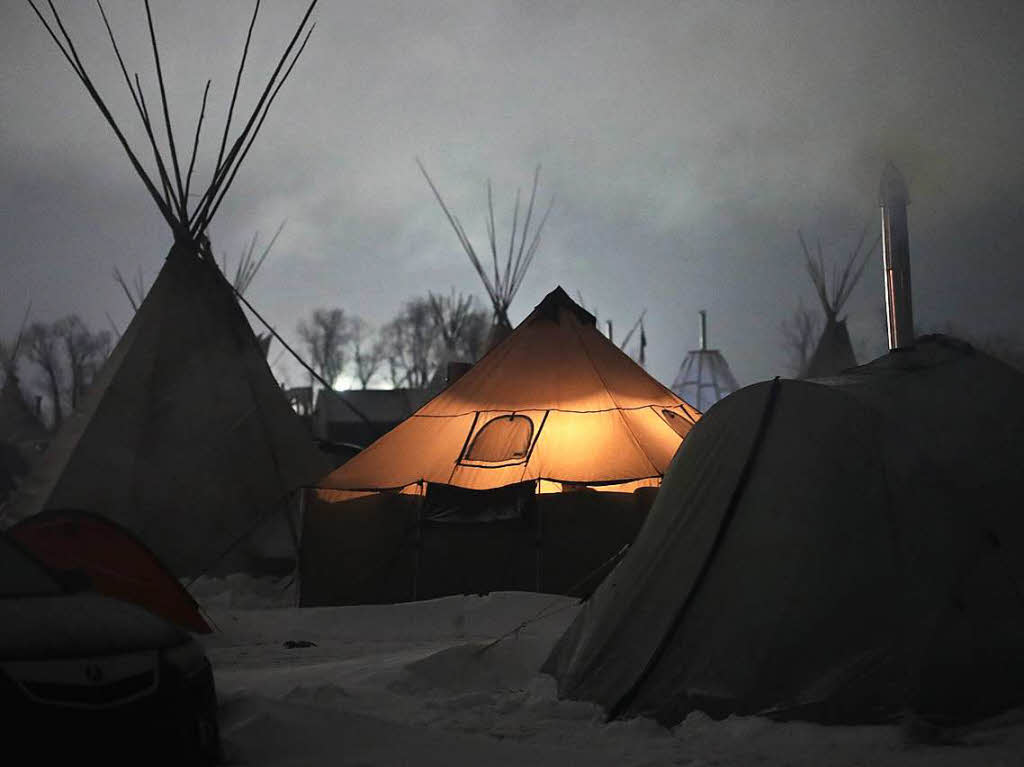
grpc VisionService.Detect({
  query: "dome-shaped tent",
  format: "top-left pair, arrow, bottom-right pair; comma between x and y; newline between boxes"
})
545,336 -> 1024,725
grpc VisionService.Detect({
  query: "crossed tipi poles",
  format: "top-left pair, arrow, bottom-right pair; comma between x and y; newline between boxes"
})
417,159 -> 555,353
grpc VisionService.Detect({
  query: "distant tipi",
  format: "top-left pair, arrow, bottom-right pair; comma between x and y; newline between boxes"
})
798,228 -> 878,379
671,311 -> 739,412
418,161 -> 554,353
10,1 -> 328,575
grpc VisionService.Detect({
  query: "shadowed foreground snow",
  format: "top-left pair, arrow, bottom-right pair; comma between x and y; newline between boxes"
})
194,581 -> 1024,766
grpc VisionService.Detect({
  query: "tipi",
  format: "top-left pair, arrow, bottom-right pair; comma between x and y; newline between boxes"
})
798,228 -> 878,379
545,336 -> 1024,726
670,311 -> 739,412
302,287 -> 701,605
10,1 -> 328,576
418,161 -> 554,352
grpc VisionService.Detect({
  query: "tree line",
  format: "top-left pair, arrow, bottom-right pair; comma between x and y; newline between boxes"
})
1,315 -> 112,429
296,291 -> 490,390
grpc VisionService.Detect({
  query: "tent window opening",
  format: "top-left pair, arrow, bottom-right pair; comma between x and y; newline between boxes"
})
464,415 -> 534,463
661,408 -> 693,438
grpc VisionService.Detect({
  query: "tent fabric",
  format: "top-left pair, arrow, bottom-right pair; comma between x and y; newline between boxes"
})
9,509 -> 211,633
7,243 -> 330,576
317,287 -> 700,493
299,487 -> 657,606
545,336 -> 1024,725
801,317 -> 857,379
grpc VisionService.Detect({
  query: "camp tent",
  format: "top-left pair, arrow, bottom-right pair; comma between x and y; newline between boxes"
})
10,509 -> 210,634
10,238 -> 329,576
545,335 -> 1024,726
9,1 -> 328,576
671,311 -> 739,411
317,286 -> 700,496
798,228 -> 877,379
303,287 -> 701,605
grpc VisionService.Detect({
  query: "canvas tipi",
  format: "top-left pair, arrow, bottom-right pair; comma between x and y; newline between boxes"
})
545,336 -> 1024,726
9,1 -> 329,575
798,228 -> 878,379
670,311 -> 739,412
418,161 -> 554,352
302,287 -> 701,604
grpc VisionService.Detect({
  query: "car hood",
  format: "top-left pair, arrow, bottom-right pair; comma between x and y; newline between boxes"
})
0,592 -> 188,660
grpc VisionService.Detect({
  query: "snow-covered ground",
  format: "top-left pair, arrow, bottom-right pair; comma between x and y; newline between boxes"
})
194,579 -> 1024,766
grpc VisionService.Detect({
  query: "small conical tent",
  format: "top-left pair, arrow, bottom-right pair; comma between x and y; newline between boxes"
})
9,1 -> 328,575
317,287 -> 701,496
670,311 -> 739,411
545,336 -> 1024,726
798,228 -> 877,379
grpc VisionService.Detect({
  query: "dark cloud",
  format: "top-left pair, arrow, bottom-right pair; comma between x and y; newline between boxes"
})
2,1 -> 1022,389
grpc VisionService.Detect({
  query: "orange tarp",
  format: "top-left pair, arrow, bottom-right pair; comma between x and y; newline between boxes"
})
317,287 -> 701,494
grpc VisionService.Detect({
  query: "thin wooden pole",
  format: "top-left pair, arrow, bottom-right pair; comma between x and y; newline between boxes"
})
535,492 -> 543,592
413,483 -> 425,600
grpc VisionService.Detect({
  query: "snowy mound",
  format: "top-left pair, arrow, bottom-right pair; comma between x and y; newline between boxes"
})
196,591 -> 1024,766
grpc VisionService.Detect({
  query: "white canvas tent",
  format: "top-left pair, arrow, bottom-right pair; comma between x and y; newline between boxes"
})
546,336 -> 1024,726
8,1 -> 328,575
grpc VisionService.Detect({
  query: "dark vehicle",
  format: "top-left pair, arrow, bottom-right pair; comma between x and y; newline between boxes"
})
0,531 -> 220,764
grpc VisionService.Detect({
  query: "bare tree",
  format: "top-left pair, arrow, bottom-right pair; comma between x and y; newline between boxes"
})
349,318 -> 385,389
54,315 -> 112,411
23,322 -> 66,427
428,290 -> 490,363
455,309 -> 489,361
297,308 -> 354,388
781,303 -> 821,376
380,297 -> 440,389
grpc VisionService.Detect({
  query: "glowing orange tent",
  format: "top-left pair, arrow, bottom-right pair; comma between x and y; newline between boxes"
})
317,287 -> 701,498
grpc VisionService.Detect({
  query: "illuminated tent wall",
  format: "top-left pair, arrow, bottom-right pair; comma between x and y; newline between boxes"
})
8,1 -> 327,576
545,336 -> 1024,726
302,287 -> 701,605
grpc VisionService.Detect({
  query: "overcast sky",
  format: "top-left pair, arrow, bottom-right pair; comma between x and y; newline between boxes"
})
2,1 -> 1022,391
